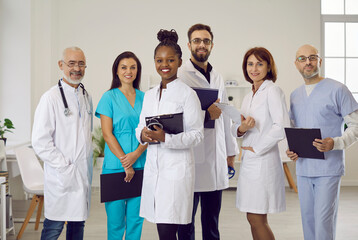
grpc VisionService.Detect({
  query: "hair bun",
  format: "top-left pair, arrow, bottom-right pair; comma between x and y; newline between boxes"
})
157,29 -> 178,43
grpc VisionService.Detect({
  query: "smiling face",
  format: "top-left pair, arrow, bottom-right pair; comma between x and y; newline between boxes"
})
155,46 -> 182,83
188,30 -> 213,63
295,45 -> 322,80
58,49 -> 86,87
246,54 -> 269,84
117,58 -> 137,87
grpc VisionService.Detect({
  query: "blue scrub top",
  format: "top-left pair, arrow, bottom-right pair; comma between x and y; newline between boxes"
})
290,78 -> 358,177
95,88 -> 146,171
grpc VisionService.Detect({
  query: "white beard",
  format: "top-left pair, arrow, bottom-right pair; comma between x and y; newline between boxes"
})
63,74 -> 83,85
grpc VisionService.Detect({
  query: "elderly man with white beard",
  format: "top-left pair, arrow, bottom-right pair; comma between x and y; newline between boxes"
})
32,46 -> 93,240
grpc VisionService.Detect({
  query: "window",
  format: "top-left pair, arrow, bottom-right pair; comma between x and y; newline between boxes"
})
321,0 -> 358,101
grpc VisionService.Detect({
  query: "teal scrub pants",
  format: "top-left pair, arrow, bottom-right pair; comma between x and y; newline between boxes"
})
103,169 -> 144,240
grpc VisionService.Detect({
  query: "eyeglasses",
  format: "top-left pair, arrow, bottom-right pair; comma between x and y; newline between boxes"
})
62,61 -> 87,68
190,38 -> 212,45
296,55 -> 320,62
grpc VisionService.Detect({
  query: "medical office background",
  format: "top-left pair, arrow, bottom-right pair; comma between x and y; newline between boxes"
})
0,0 -> 358,199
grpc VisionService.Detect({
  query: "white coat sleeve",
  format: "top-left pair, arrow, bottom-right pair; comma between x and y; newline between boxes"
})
135,93 -> 150,145
231,122 -> 240,138
231,93 -> 250,138
221,87 -> 239,156
31,93 -> 70,168
333,110 -> 358,150
253,86 -> 290,156
162,91 -> 204,149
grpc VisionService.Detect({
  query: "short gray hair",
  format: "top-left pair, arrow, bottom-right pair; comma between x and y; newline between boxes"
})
62,46 -> 84,60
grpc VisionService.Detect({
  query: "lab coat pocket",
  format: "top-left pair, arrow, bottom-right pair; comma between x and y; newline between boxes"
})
162,153 -> 186,181
56,163 -> 80,192
241,152 -> 262,180
143,162 -> 157,177
193,141 -> 205,164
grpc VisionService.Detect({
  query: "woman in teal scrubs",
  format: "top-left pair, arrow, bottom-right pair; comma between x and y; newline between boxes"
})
95,51 -> 147,240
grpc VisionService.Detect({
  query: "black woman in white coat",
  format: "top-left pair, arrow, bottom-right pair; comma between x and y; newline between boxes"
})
135,29 -> 203,240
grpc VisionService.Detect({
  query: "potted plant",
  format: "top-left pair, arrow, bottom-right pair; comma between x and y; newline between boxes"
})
92,126 -> 105,187
92,126 -> 105,166
0,118 -> 15,145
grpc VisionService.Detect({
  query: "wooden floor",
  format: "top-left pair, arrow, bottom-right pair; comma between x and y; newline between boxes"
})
7,187 -> 358,240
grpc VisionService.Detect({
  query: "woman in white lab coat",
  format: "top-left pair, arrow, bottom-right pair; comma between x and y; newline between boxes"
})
232,47 -> 290,240
135,29 -> 203,240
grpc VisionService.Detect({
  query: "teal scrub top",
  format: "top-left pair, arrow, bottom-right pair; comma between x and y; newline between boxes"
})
95,88 -> 146,171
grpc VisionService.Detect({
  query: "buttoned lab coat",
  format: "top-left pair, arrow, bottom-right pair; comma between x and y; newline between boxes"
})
233,80 -> 290,213
135,79 -> 204,224
178,60 -> 238,192
32,81 -> 93,221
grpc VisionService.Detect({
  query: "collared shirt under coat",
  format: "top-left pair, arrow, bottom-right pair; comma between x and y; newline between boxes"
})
178,59 -> 238,192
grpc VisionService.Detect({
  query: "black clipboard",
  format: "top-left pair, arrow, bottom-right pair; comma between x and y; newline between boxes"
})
100,170 -> 143,203
192,87 -> 218,129
145,112 -> 183,134
284,128 -> 325,160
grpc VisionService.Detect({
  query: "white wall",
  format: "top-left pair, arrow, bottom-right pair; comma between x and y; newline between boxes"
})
0,0 -> 31,143
2,0 -> 358,186
32,0 -> 320,124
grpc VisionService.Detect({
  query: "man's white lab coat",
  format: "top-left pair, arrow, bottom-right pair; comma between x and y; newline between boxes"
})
32,80 -> 93,221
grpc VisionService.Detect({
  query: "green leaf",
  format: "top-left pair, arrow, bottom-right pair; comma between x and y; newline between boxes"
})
92,126 -> 105,166
0,118 -> 15,138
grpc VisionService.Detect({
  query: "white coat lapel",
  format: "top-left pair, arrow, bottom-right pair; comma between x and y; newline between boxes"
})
186,60 -> 210,88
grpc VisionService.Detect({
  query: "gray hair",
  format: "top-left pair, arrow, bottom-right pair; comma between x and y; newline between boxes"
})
62,46 -> 85,60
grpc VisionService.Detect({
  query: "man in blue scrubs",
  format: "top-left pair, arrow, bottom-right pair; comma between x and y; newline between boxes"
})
287,44 -> 358,240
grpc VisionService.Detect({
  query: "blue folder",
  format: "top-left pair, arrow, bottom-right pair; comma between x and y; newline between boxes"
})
192,87 -> 219,128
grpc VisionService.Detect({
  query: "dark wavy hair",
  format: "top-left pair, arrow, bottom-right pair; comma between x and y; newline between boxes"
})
187,23 -> 214,41
110,51 -> 142,90
242,47 -> 277,84
154,29 -> 182,59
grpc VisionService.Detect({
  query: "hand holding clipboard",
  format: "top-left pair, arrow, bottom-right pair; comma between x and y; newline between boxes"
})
285,128 -> 327,160
312,138 -> 334,153
141,112 -> 184,144
141,125 -> 165,144
192,88 -> 219,128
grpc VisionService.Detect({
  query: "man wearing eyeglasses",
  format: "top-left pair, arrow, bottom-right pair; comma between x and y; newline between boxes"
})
286,44 -> 358,240
178,23 -> 238,240
32,47 -> 93,240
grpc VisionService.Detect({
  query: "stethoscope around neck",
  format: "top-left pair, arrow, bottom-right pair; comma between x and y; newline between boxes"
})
58,79 -> 92,117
